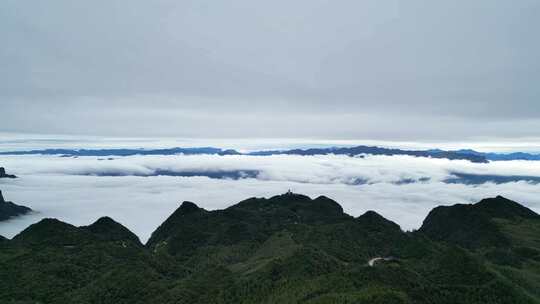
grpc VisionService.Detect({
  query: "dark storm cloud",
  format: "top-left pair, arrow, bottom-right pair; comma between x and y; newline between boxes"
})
1,0 -> 539,138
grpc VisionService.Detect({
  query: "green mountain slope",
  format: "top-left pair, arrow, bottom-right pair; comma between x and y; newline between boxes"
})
419,196 -> 539,249
419,196 -> 540,302
0,193 -> 539,303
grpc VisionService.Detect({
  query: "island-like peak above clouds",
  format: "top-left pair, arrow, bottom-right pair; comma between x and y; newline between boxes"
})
0,190 -> 31,222
0,167 -> 17,178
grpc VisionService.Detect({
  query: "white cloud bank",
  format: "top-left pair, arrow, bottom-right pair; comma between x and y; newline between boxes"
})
1,154 -> 540,243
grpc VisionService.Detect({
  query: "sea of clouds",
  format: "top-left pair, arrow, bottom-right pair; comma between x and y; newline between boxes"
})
1,153 -> 540,243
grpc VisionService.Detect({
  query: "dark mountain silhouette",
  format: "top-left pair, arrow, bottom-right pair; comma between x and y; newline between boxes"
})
0,190 -> 31,221
356,210 -> 402,232
0,167 -> 17,178
83,216 -> 142,245
13,216 -> 142,247
1,193 -> 540,303
13,218 -> 89,245
419,196 -> 539,249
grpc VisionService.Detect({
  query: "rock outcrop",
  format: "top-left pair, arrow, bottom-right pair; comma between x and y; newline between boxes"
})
0,167 -> 17,179
0,190 -> 31,221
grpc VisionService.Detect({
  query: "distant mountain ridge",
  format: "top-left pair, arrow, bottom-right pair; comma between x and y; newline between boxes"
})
456,149 -> 540,161
0,147 -> 240,157
2,145 -> 539,162
248,146 -> 489,163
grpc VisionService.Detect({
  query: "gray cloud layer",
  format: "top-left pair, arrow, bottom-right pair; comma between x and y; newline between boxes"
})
1,154 -> 540,242
1,1 -> 539,139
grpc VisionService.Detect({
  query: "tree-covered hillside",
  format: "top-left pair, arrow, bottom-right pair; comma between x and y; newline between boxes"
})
1,193 -> 539,303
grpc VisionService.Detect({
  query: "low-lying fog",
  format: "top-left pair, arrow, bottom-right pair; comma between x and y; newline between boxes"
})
2,153 -> 540,243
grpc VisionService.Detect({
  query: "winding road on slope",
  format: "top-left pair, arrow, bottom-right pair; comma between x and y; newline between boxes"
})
368,257 -> 396,267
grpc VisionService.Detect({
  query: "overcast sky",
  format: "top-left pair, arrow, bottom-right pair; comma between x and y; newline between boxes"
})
1,0 -> 539,140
